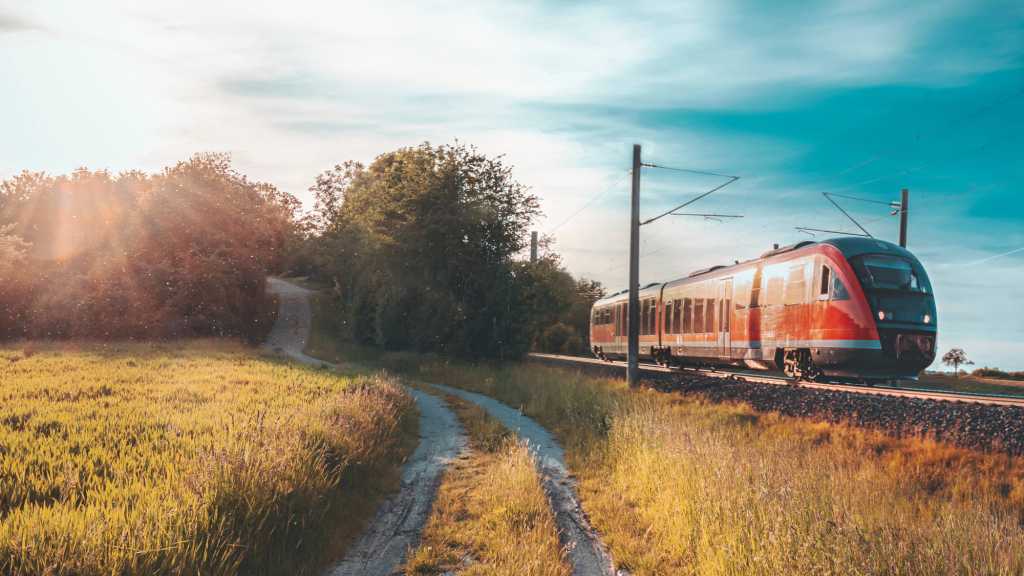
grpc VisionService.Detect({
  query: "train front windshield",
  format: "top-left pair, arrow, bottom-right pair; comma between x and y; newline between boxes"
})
853,254 -> 931,293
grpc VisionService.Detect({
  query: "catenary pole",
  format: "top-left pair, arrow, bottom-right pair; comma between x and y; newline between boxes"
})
530,231 -> 538,263
899,189 -> 909,248
628,144 -> 641,388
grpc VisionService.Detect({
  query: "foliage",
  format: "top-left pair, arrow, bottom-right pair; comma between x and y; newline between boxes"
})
303,145 -> 603,359
972,367 -> 1024,381
308,142 -> 541,358
0,340 -> 414,576
514,252 -> 604,354
0,155 -> 300,341
941,347 -> 974,377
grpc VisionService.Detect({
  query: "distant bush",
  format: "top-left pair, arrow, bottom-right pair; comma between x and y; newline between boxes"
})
972,367 -> 1024,381
0,154 -> 299,341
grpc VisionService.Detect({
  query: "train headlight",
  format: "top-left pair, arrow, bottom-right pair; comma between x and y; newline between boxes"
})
923,313 -> 931,324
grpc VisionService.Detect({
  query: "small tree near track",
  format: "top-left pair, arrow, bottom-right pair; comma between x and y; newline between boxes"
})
942,348 -> 974,378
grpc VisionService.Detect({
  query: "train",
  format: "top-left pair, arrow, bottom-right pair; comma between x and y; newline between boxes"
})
589,237 -> 937,382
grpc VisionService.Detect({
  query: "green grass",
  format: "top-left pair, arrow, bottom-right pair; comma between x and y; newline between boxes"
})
905,372 -> 1024,396
0,339 -> 415,575
402,361 -> 1024,575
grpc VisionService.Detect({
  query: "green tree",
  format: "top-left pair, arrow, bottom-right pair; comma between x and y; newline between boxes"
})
313,142 -> 540,358
942,348 -> 974,377
0,154 -> 300,341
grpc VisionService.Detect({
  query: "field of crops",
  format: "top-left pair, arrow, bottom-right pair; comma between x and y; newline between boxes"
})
0,340 -> 413,575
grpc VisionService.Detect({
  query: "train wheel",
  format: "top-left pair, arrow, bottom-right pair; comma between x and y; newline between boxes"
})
784,349 -> 820,382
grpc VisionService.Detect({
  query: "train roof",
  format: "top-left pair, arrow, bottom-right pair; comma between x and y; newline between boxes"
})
593,236 -> 921,306
819,236 -> 919,262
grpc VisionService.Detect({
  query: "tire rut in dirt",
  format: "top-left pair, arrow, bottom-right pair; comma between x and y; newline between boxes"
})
324,388 -> 466,576
427,383 -> 618,576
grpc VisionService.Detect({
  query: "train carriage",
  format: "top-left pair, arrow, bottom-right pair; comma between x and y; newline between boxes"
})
590,237 -> 937,381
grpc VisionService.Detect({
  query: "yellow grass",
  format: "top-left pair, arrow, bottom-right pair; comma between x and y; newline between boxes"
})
0,339 -> 415,576
405,391 -> 569,576
406,361 -> 1024,575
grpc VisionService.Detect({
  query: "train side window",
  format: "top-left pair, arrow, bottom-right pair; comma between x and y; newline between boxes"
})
833,276 -> 850,300
693,298 -> 703,333
705,298 -> 715,333
683,298 -> 692,334
784,264 -> 806,306
750,267 -> 763,308
673,299 -> 681,334
819,266 -> 831,300
647,297 -> 655,334
663,300 -> 672,333
640,301 -> 647,336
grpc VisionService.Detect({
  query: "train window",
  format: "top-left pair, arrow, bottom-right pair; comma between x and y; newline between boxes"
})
673,299 -> 681,334
855,254 -> 929,293
724,299 -> 731,331
648,299 -> 657,335
683,298 -> 692,334
784,264 -> 807,305
833,276 -> 850,300
766,275 -> 784,306
750,267 -> 763,308
693,298 -> 704,333
639,301 -> 647,336
819,266 -> 831,299
705,298 -> 715,333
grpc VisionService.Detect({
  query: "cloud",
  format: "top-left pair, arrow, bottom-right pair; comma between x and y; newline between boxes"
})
0,10 -> 39,33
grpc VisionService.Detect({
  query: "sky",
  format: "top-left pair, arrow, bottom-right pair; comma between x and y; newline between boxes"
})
2,0 -> 1022,369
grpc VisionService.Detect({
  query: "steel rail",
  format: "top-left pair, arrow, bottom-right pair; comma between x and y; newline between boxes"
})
528,353 -> 1024,408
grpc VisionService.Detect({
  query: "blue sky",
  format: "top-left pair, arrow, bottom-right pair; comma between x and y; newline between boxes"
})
2,0 -> 1022,369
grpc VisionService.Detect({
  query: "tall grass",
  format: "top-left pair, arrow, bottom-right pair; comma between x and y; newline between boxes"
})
0,340 -> 414,575
408,361 -> 1024,574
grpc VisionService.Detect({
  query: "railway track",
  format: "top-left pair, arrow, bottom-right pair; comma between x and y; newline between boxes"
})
529,353 -> 1024,409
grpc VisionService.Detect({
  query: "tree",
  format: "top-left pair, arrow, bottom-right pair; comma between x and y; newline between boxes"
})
0,154 -> 301,341
312,142 -> 541,358
942,348 -> 974,378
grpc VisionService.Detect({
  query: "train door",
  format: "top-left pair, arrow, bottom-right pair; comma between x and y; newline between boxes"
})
718,279 -> 733,357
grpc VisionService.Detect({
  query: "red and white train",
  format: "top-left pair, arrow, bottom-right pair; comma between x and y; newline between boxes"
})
590,237 -> 937,381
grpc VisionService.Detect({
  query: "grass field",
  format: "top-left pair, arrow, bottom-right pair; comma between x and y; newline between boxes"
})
0,340 -> 415,576
405,391 -> 569,576
910,372 -> 1024,396
405,361 -> 1024,575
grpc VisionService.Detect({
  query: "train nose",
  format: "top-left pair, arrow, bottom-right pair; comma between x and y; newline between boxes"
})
894,333 -> 935,361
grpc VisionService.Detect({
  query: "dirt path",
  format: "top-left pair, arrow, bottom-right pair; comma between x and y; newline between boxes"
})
265,278 -> 467,576
264,277 -> 323,366
428,383 -> 618,576
326,388 -> 466,576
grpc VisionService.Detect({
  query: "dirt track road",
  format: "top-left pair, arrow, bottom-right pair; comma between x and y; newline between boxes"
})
429,383 -> 618,576
265,278 -> 467,576
264,277 -> 322,366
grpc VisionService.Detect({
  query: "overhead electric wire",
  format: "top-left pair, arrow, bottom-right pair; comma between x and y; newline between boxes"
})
545,169 -> 630,235
640,161 -> 739,179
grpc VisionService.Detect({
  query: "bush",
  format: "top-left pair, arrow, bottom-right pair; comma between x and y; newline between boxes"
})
0,155 -> 300,341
